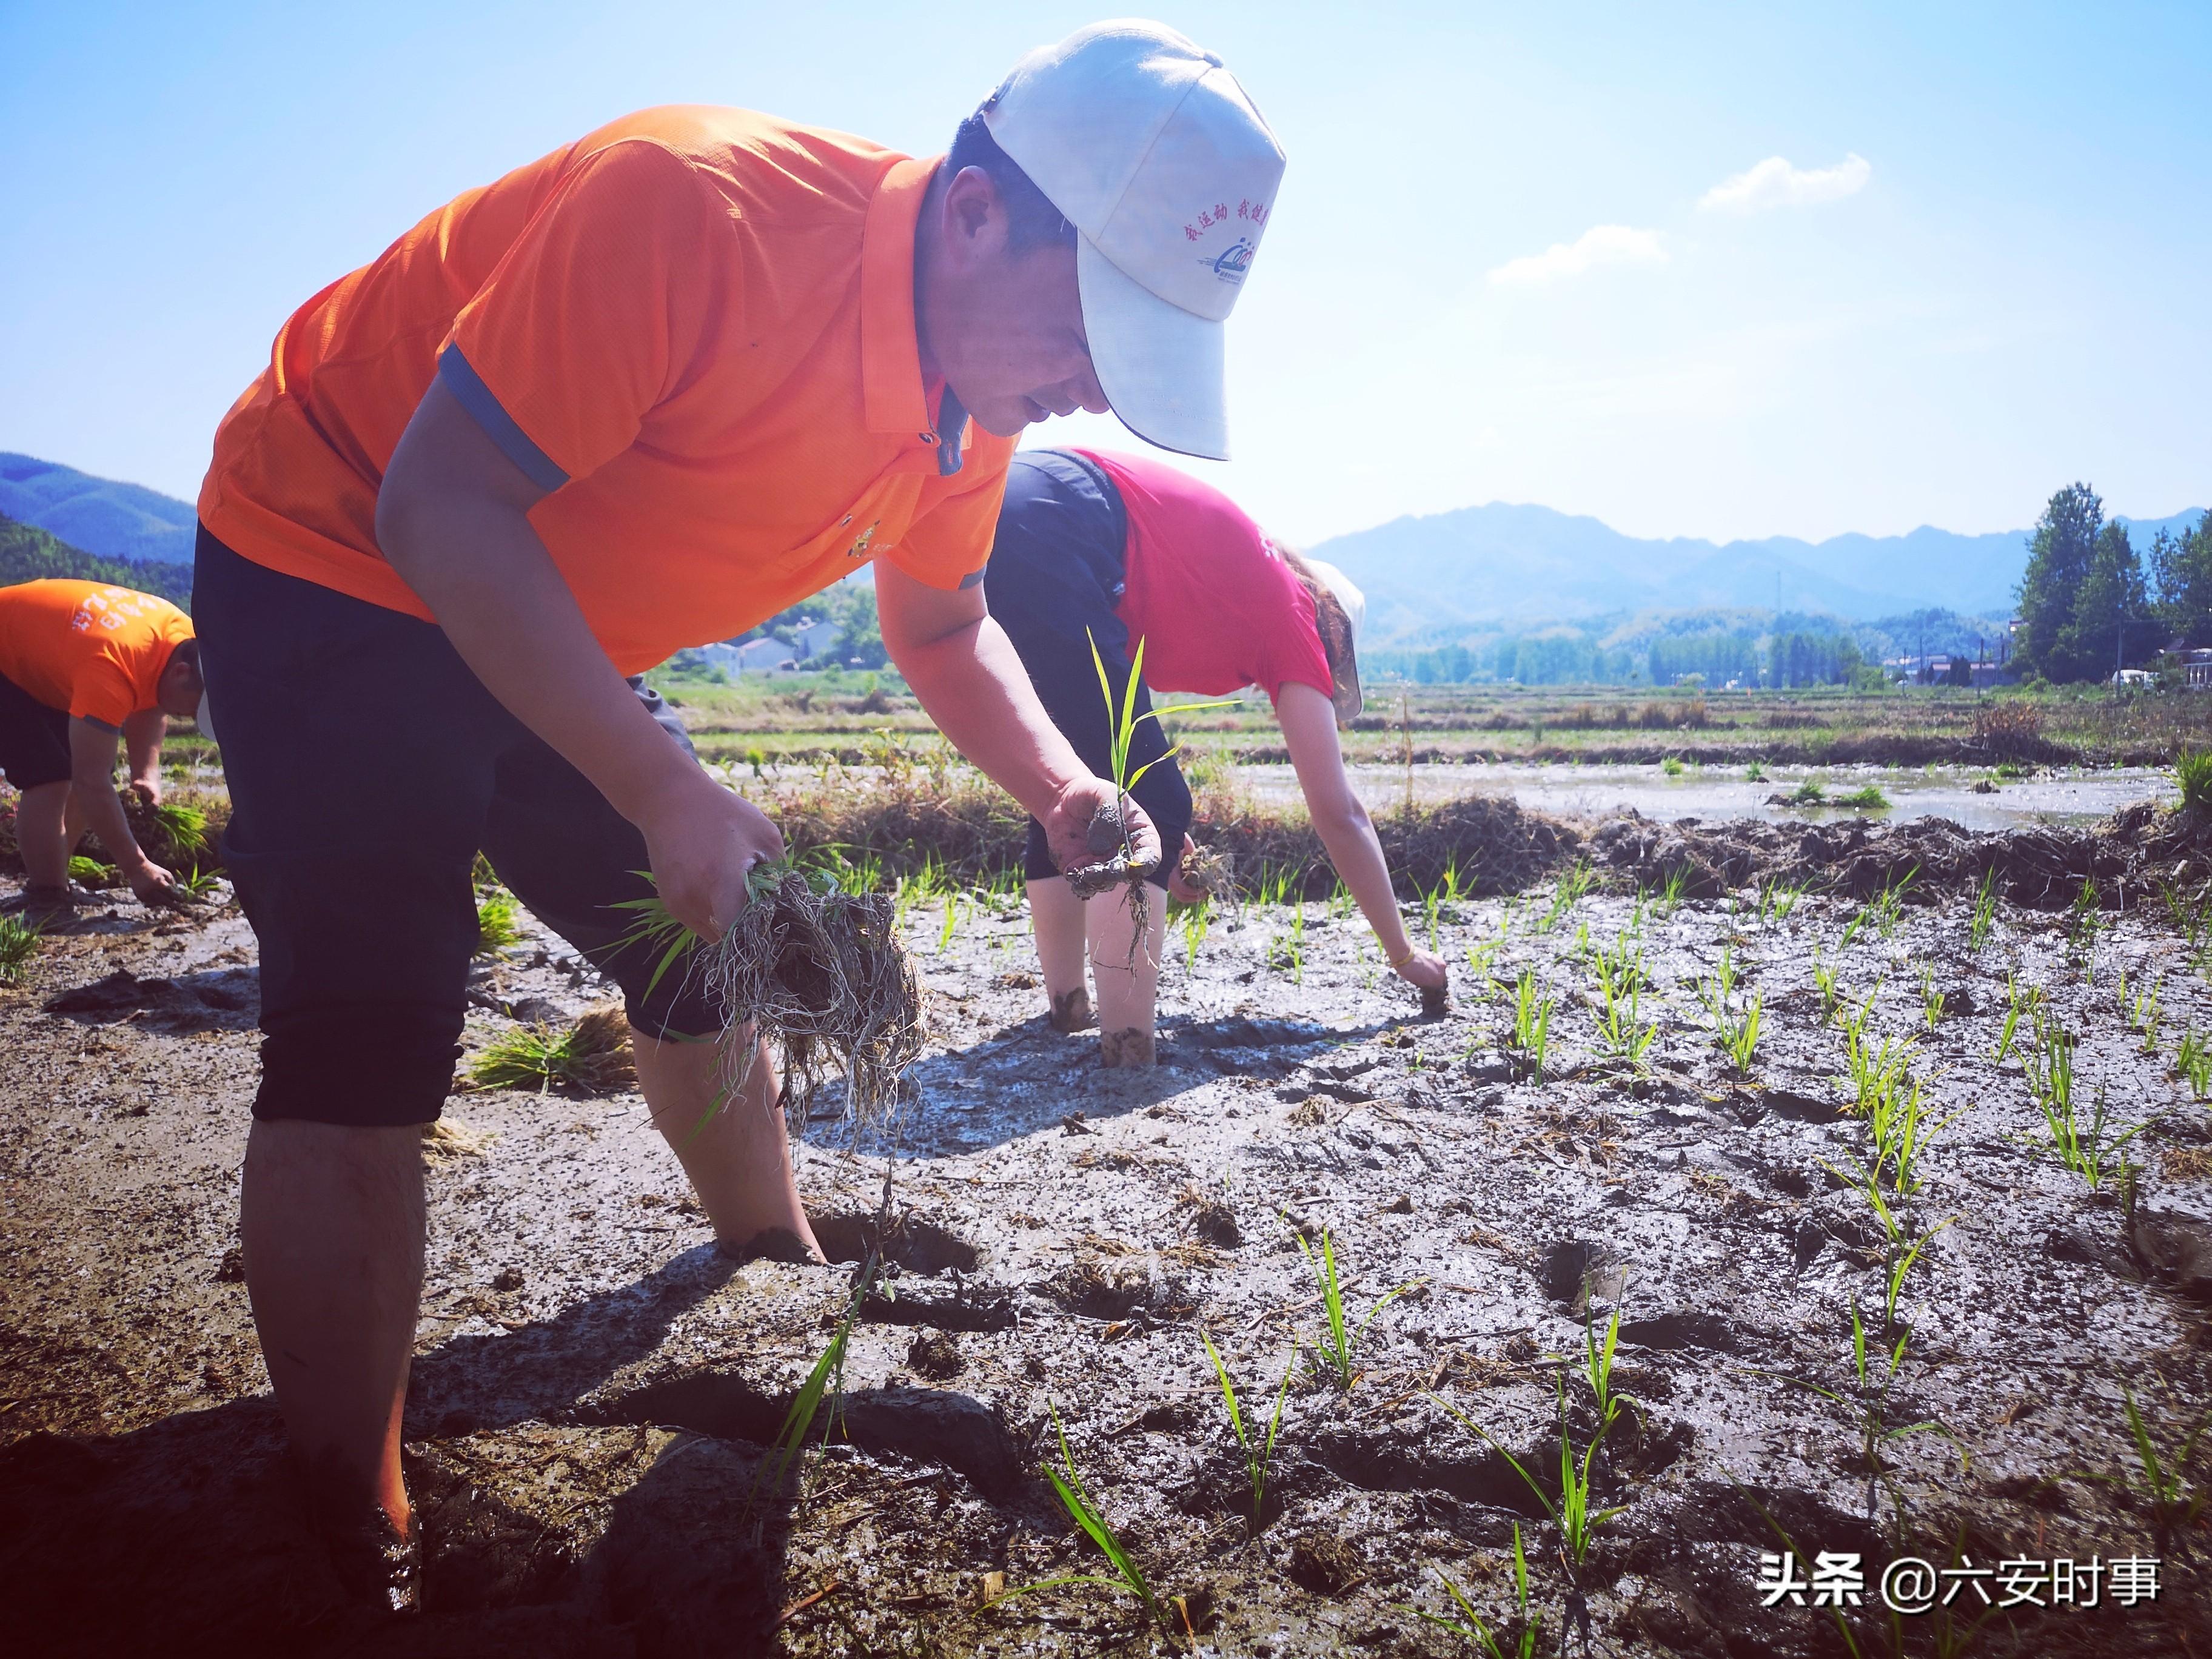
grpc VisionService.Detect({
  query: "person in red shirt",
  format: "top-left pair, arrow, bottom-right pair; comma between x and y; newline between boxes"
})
190,23 -> 1285,1611
985,449 -> 1449,1062
0,580 -> 203,922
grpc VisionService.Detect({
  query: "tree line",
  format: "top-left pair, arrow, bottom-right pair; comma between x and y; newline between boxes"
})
2014,484 -> 2212,683
0,512 -> 193,605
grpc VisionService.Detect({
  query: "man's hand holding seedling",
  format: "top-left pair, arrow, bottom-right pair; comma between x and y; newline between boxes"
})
638,768 -> 786,943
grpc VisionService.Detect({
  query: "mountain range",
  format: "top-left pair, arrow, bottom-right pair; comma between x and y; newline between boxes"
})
0,454 -> 198,568
4,452 -> 2200,644
1305,501 -> 2206,643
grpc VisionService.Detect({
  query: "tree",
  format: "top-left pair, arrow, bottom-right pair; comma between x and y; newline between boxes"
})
2059,519 -> 2148,680
2015,483 -> 2123,682
2151,511 -> 2212,645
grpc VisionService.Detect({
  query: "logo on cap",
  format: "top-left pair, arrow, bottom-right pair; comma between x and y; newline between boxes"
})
1205,238 -> 1256,284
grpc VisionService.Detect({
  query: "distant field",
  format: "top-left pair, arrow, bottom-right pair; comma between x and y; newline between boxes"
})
595,673 -> 2212,772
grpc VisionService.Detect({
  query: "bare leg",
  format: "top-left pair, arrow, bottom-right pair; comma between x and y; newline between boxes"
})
1026,876 -> 1092,1031
241,1119 -> 425,1534
14,780 -> 71,890
1089,883 -> 1167,1067
632,1025 -> 822,1260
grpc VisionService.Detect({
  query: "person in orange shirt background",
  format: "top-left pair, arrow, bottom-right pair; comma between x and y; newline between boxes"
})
0,579 -> 204,923
193,21 -> 1282,1608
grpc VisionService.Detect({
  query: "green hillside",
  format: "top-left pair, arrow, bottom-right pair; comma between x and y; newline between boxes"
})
0,512 -> 192,606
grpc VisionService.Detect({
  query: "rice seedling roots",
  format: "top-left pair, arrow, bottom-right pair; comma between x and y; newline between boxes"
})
5,793 -> 2211,1657
706,863 -> 923,1129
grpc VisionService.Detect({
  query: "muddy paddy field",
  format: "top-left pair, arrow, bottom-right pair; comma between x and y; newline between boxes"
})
4,789 -> 2211,1657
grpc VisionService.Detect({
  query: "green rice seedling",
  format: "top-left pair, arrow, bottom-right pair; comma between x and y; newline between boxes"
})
1433,1378 -> 1626,1567
1424,885 -> 1443,953
1871,866 -> 1917,938
2133,979 -> 2163,1056
1758,876 -> 1806,923
1463,936 -> 1502,988
1508,969 -> 1552,1079
152,799 -> 209,860
2175,1025 -> 2212,1099
1583,1308 -> 1635,1434
936,893 -> 961,953
1531,859 -> 1593,934
1745,759 -> 1767,782
1173,899 -> 1210,970
990,1408 -> 1168,1632
1837,1023 -> 1914,1118
2158,875 -> 2212,951
1657,863 -> 1690,913
1835,783 -> 1891,809
1396,1528 -> 1538,1659
2069,879 -> 2105,980
1837,903 -> 1872,953
1567,918 -> 1591,962
1968,867 -> 2000,953
1592,934 -> 1656,1070
1720,993 -> 1762,1076
0,914 -> 42,985
1199,1331 -> 1292,1532
1787,777 -> 1828,806
2177,746 -> 2212,813
176,867 -> 220,899
475,889 -> 526,955
1293,1224 -> 1421,1390
1661,754 -> 1684,777
1267,899 -> 1308,984
67,854 -> 112,885
1760,1296 -> 1967,1503
1992,973 -> 2034,1065
1811,951 -> 1842,1025
2117,1387 -> 2211,1536
2036,1082 -> 2153,1192
748,1251 -> 879,1529
1866,1073 -> 1964,1198
1919,964 -> 1943,1032
468,1007 -> 634,1094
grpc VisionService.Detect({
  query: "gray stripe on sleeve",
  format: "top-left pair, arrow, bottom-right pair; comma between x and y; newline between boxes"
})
437,344 -> 571,493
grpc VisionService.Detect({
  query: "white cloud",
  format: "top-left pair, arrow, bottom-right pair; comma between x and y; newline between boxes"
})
1488,224 -> 1667,287
1698,153 -> 1871,214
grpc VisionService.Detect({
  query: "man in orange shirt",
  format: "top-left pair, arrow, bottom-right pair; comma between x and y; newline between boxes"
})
0,580 -> 203,922
194,22 -> 1282,1609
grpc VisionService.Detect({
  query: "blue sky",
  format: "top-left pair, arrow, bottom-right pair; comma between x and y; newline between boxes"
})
2,1 -> 2206,546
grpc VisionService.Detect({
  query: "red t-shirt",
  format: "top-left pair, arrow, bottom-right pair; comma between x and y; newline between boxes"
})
1076,449 -> 1334,706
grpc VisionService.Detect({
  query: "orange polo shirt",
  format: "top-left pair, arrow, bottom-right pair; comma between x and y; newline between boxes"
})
0,581 -> 194,729
198,106 -> 1013,674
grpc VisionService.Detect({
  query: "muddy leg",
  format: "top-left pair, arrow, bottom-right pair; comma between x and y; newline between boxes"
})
1089,882 -> 1165,1068
634,1025 -> 823,1261
13,780 -> 72,890
1026,877 -> 1093,1031
240,1119 -> 425,1535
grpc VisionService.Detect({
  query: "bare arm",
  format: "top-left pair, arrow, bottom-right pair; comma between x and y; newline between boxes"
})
70,719 -> 170,902
377,377 -> 780,940
874,560 -> 1159,876
122,708 -> 166,800
1277,682 -> 1446,987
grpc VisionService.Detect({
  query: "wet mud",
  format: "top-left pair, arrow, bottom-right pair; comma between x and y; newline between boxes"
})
3,810 -> 2210,1657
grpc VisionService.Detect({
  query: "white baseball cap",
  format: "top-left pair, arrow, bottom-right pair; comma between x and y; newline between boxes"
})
983,20 -> 1285,461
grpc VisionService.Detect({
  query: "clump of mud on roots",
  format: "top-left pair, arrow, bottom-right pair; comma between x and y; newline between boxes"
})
1063,794 -> 1158,902
704,862 -> 923,1128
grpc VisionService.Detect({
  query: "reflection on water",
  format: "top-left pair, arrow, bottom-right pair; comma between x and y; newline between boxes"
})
1232,762 -> 2174,834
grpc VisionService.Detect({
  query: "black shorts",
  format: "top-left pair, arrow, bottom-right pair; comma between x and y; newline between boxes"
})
0,669 -> 73,792
982,451 -> 1192,888
194,526 -> 723,1127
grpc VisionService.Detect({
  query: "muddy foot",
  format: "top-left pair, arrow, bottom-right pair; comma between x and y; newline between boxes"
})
720,1226 -> 828,1265
1048,987 -> 1094,1033
293,1459 -> 420,1617
1099,1026 -> 1156,1068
